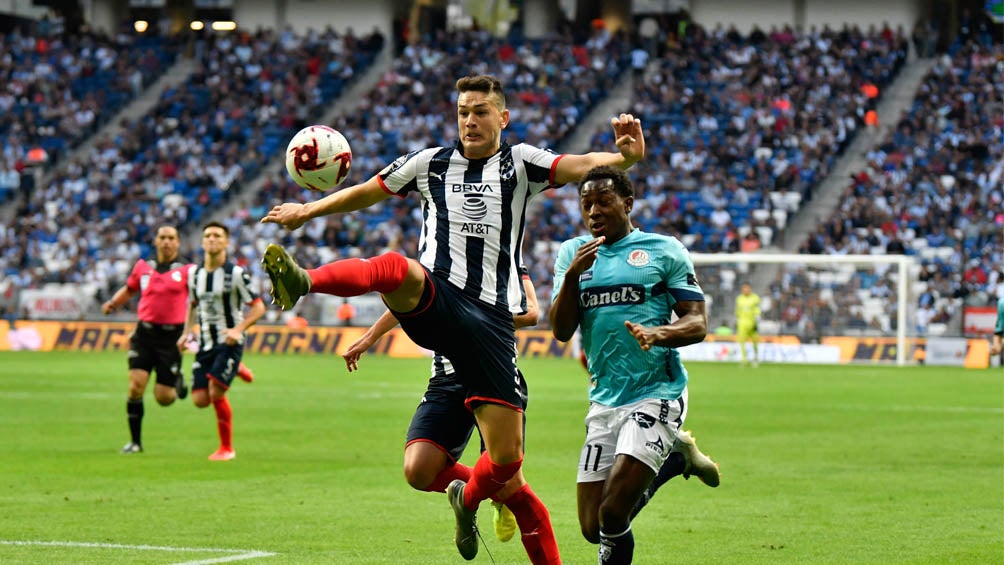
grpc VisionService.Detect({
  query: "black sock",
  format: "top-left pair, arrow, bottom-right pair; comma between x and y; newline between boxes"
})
599,527 -> 635,565
631,452 -> 685,518
127,398 -> 144,445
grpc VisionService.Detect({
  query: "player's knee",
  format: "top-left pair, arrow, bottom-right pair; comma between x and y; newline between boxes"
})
153,392 -> 174,406
580,520 -> 600,544
598,500 -> 630,534
402,460 -> 438,491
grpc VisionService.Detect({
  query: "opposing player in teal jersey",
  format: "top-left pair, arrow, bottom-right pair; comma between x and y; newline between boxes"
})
551,165 -> 717,565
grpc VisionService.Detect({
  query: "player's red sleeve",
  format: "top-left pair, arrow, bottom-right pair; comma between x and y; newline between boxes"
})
548,154 -> 566,187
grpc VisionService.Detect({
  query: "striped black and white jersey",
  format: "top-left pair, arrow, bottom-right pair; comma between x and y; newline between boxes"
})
378,141 -> 563,314
187,262 -> 259,350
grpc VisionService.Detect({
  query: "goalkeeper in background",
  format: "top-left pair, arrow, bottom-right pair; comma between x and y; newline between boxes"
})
735,283 -> 761,367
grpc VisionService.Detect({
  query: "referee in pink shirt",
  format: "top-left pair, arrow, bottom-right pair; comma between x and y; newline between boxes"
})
103,225 -> 192,454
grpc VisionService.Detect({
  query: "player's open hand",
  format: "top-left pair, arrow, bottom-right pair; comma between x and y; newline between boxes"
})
342,334 -> 376,372
611,113 -> 645,166
625,320 -> 658,351
261,202 -> 309,230
569,236 -> 604,276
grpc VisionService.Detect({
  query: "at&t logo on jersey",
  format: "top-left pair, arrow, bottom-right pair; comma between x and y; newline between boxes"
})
579,284 -> 645,309
453,183 -> 494,234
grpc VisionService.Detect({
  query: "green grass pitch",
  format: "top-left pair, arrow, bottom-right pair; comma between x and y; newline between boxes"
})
1,351 -> 1001,564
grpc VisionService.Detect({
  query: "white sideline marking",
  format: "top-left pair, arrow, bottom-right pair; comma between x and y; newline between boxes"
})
0,540 -> 276,564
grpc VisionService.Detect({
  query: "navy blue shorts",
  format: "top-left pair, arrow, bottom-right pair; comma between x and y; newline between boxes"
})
192,344 -> 244,390
394,270 -> 525,410
406,370 -> 529,462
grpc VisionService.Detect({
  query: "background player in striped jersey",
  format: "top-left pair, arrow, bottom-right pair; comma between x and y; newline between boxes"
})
550,166 -> 714,564
341,267 -> 538,545
991,294 -> 1004,364
735,283 -> 762,367
102,225 -> 190,454
261,74 -> 645,563
181,221 -> 266,461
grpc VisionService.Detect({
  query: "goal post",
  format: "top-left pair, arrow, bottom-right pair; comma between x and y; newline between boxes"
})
689,253 -> 917,366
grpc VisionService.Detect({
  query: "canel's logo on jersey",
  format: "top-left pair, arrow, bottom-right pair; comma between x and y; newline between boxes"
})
627,249 -> 650,267
579,284 -> 645,309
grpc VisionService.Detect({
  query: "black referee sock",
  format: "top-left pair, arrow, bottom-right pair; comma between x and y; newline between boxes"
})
127,398 -> 144,445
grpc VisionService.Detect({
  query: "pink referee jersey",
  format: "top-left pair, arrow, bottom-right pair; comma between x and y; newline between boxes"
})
126,259 -> 192,325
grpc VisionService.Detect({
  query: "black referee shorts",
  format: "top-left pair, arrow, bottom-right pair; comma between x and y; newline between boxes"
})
128,322 -> 184,386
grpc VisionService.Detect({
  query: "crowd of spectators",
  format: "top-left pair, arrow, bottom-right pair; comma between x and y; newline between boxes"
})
0,25 -> 177,203
522,22 -> 909,329
5,18 -> 998,340
790,39 -> 1004,337
0,27 -> 383,312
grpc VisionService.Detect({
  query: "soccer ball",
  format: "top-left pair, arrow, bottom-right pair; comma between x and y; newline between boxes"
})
285,125 -> 352,191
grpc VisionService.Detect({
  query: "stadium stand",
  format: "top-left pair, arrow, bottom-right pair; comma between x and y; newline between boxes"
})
523,22 -> 910,328
0,27 -> 177,203
793,39 -> 1004,336
1,27 -> 383,306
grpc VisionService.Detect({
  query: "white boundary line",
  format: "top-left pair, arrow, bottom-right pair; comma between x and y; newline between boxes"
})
0,540 -> 277,564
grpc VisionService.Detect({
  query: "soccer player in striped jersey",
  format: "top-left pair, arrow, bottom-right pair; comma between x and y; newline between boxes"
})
991,294 -> 1004,363
341,267 -> 538,546
550,166 -> 716,565
181,221 -> 266,461
102,225 -> 190,454
262,74 -> 645,563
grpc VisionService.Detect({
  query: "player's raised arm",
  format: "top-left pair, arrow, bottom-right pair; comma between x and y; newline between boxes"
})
260,175 -> 391,230
553,114 -> 645,185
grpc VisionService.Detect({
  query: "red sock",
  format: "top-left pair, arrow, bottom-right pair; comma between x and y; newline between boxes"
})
422,462 -> 473,493
212,397 -> 233,450
307,252 -> 409,296
463,452 -> 522,509
504,484 -> 561,565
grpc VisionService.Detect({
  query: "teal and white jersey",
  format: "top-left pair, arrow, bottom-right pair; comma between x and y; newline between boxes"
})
995,296 -> 1004,336
553,229 -> 704,407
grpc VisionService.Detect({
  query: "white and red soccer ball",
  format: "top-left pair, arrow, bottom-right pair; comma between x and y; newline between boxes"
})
285,125 -> 352,191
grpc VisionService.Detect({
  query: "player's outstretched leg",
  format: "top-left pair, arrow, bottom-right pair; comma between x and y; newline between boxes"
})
447,480 -> 479,560
236,362 -> 254,383
262,244 -> 312,310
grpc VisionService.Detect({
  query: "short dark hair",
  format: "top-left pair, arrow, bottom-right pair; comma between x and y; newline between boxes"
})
456,75 -> 506,109
578,165 -> 634,199
154,225 -> 179,236
202,220 -> 229,237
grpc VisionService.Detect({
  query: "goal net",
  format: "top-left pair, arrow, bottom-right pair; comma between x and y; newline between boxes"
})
689,253 -> 917,366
